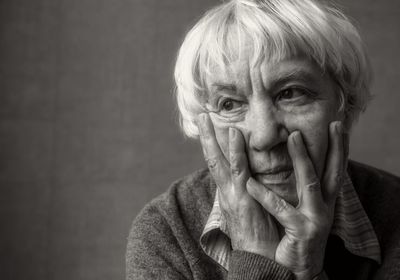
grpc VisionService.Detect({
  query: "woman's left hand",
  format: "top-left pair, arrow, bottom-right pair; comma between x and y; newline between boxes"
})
246,121 -> 345,280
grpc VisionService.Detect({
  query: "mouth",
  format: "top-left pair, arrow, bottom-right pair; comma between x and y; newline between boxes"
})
254,166 -> 294,184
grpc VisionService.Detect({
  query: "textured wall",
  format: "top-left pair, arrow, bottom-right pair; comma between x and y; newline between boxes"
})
0,0 -> 399,279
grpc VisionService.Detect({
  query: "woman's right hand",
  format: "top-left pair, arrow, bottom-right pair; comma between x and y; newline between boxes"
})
198,113 -> 280,259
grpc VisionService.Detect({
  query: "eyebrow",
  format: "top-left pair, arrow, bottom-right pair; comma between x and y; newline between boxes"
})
210,83 -> 237,93
271,69 -> 319,89
206,83 -> 238,105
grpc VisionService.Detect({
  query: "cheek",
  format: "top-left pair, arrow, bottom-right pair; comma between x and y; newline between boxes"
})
209,97 -> 341,177
285,106 -> 337,177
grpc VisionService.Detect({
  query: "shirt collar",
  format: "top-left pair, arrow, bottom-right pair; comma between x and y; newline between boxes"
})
200,173 -> 381,270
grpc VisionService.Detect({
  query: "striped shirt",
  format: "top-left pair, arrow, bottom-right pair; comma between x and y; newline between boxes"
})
199,173 -> 381,270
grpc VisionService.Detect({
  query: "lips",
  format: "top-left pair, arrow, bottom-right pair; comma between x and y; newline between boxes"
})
254,166 -> 294,184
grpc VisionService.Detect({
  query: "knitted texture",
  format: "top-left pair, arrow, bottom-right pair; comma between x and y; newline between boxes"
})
228,251 -> 294,280
126,161 -> 400,280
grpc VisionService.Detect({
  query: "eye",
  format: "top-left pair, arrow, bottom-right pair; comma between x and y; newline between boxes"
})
222,99 -> 234,111
277,88 -> 307,101
219,98 -> 242,112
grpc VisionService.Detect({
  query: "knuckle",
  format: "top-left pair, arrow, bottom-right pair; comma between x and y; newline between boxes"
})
334,172 -> 343,185
274,197 -> 289,214
229,153 -> 243,177
206,157 -> 218,170
237,196 -> 253,208
231,167 -> 241,177
200,132 -> 211,143
304,181 -> 321,192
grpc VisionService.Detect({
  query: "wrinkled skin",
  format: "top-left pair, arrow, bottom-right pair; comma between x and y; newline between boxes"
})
197,56 -> 347,279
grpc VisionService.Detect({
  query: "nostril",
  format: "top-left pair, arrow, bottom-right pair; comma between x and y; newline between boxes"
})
249,122 -> 289,152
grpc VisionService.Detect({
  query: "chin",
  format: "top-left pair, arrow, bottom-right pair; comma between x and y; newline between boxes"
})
254,172 -> 299,206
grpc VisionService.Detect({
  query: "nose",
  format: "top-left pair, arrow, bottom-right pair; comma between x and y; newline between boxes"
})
246,99 -> 288,151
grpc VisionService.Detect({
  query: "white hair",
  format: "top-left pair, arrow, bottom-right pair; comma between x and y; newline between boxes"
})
174,0 -> 372,138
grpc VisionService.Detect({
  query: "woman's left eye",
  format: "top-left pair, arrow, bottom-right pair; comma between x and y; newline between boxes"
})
277,88 -> 308,101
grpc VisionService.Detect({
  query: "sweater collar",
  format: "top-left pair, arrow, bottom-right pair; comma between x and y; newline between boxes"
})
200,173 -> 381,270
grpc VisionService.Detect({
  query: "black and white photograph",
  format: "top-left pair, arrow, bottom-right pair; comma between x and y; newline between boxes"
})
1,0 -> 399,279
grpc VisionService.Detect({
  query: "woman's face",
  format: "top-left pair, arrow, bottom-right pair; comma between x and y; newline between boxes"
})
204,55 -> 343,205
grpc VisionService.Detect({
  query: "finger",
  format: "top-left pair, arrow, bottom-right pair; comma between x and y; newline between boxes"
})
197,113 -> 230,188
287,131 -> 323,213
246,178 -> 304,229
322,121 -> 344,205
229,127 -> 250,193
343,131 -> 349,172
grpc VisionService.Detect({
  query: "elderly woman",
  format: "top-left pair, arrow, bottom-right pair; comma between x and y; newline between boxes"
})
127,0 -> 400,279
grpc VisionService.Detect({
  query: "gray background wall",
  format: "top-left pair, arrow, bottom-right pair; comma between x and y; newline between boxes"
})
0,0 -> 398,279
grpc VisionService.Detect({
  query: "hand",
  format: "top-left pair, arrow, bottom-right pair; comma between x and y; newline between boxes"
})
246,121 -> 345,280
197,113 -> 280,259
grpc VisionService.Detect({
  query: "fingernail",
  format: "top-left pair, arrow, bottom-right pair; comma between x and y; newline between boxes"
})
196,115 -> 203,132
229,127 -> 236,140
291,131 -> 301,146
335,121 -> 343,135
197,113 -> 207,129
246,178 -> 257,191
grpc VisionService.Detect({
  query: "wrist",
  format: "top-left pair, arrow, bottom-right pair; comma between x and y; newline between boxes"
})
232,241 -> 277,260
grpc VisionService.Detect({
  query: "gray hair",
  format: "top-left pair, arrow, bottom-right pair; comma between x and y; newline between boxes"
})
174,0 -> 372,137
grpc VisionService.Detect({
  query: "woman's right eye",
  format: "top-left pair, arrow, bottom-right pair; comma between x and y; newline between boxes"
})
221,99 -> 234,111
219,98 -> 242,113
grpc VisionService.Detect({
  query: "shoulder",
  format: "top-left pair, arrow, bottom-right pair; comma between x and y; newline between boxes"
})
348,159 -> 400,215
128,167 -> 216,251
347,160 -> 400,205
147,168 -> 215,232
347,160 -> 400,259
348,160 -> 400,188
126,168 -> 216,279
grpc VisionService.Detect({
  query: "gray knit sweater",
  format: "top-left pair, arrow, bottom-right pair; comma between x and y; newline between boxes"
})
126,161 -> 400,279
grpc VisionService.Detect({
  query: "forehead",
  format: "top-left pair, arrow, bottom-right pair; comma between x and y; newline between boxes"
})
205,56 -> 327,92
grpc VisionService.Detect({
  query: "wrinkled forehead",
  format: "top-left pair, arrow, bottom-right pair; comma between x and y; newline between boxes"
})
204,54 -> 327,95
198,31 -> 308,96
201,40 -> 319,93
204,53 -> 251,89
